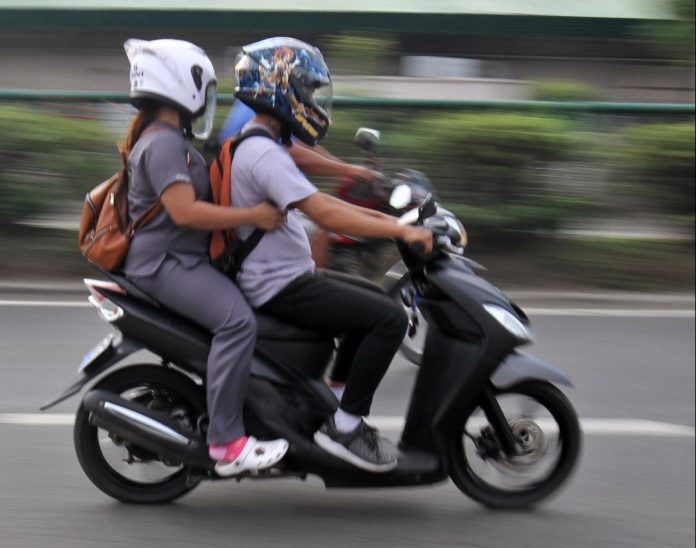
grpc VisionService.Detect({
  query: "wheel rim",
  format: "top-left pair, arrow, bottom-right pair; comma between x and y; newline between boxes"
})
461,393 -> 564,492
395,285 -> 427,365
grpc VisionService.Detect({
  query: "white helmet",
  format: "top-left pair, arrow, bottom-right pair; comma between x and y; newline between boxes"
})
124,38 -> 217,139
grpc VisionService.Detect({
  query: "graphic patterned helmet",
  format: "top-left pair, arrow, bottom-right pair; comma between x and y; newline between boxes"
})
234,37 -> 332,146
124,38 -> 217,139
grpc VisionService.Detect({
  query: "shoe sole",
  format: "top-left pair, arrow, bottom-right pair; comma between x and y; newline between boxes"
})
313,431 -> 397,473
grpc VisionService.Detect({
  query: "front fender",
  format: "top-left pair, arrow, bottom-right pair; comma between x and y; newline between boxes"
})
491,351 -> 574,389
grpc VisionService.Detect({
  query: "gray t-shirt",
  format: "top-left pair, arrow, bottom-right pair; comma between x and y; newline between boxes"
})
231,133 -> 318,307
124,122 -> 210,278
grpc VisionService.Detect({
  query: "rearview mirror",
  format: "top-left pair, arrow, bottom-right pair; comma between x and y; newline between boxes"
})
354,127 -> 380,151
417,194 -> 438,223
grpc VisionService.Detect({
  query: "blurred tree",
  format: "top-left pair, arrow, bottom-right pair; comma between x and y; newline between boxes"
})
637,0 -> 695,61
387,112 -> 582,239
0,105 -> 117,225
615,122 -> 695,217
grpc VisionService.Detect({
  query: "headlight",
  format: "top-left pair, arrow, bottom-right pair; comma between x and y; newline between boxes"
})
444,216 -> 467,248
483,303 -> 533,342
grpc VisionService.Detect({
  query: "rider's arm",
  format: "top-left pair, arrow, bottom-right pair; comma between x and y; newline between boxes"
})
296,192 -> 432,251
322,193 -> 395,222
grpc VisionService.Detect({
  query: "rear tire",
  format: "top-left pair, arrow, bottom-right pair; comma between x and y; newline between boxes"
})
447,381 -> 581,509
74,365 -> 206,504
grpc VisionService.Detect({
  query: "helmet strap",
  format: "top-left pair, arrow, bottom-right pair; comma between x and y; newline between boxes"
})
181,112 -> 193,139
280,123 -> 293,146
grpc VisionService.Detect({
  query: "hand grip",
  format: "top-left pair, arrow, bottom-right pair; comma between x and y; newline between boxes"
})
410,241 -> 427,260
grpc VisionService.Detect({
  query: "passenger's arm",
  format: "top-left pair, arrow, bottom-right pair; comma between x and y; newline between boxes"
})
159,182 -> 284,231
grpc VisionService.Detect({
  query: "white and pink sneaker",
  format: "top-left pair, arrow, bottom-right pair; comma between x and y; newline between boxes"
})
210,436 -> 289,477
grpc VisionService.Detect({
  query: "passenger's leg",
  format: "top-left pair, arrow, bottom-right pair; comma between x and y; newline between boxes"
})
131,258 -> 288,476
131,258 -> 255,444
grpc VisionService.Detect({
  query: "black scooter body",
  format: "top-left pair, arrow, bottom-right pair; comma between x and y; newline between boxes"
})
44,246 -> 551,489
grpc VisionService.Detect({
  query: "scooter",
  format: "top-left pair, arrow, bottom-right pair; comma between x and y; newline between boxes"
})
41,190 -> 581,508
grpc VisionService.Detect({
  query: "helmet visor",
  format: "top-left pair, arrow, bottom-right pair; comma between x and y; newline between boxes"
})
313,82 -> 333,123
192,83 -> 217,140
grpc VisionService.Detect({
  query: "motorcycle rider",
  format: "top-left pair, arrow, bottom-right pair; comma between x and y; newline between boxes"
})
220,97 -> 384,268
120,38 -> 289,476
228,37 -> 433,472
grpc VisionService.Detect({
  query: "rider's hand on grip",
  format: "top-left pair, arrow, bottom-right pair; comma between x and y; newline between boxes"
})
402,226 -> 433,257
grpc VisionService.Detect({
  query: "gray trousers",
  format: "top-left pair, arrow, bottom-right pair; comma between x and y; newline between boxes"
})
129,257 -> 255,445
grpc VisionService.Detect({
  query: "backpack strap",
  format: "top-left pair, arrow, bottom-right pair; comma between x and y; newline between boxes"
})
210,126 -> 275,279
124,125 -> 171,233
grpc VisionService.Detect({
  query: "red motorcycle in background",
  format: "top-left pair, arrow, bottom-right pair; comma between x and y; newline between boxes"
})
320,128 -> 435,280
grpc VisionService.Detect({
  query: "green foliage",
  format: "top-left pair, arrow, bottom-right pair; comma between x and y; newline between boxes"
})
324,109 -> 585,237
536,237 -> 695,290
636,0 -> 695,61
392,112 -> 578,235
531,81 -> 603,102
615,122 -> 695,215
0,104 -> 118,224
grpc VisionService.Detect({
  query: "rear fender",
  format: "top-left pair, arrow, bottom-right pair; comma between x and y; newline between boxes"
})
40,337 -> 142,411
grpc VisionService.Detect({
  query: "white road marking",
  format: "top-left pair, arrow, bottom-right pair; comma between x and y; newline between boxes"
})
525,308 -> 694,318
0,300 -> 692,318
1,414 -> 693,437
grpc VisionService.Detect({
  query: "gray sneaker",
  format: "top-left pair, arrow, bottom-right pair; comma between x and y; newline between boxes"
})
313,417 -> 398,473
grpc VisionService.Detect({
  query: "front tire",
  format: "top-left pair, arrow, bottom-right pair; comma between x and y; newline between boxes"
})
447,381 -> 581,509
74,365 -> 206,504
384,266 -> 427,366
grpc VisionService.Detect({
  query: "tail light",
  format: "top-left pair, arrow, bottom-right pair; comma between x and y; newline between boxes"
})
84,278 -> 125,323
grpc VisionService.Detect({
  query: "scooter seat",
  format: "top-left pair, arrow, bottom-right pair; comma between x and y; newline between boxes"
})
255,314 -> 326,341
100,270 -> 325,342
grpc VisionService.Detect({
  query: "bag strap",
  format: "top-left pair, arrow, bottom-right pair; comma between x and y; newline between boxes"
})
130,199 -> 164,234
225,228 -> 265,280
218,126 -> 276,279
127,125 -> 180,235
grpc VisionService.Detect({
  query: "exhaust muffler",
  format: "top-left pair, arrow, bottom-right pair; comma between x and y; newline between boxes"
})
82,389 -> 212,469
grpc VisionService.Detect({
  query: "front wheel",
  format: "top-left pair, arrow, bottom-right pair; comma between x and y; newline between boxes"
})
74,365 -> 206,504
383,265 -> 427,366
447,381 -> 581,509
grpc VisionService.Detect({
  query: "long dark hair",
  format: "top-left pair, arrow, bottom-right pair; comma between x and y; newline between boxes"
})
114,100 -> 158,231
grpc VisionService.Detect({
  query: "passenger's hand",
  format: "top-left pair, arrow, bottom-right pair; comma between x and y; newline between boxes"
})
253,202 -> 285,231
401,226 -> 433,255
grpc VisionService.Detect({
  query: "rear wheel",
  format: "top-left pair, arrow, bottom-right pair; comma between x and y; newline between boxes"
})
447,381 -> 581,508
74,365 -> 206,504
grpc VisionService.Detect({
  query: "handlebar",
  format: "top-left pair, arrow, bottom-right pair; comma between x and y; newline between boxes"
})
410,241 -> 428,260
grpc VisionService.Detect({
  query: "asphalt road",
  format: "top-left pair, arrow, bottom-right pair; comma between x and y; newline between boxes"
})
0,292 -> 694,548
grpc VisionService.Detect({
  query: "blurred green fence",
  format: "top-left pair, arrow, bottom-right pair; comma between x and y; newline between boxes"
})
0,91 -> 693,287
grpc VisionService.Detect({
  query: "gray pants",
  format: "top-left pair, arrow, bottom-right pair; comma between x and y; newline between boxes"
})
129,257 -> 255,445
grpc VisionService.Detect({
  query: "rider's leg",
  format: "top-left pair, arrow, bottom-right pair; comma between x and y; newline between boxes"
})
257,270 -> 407,471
